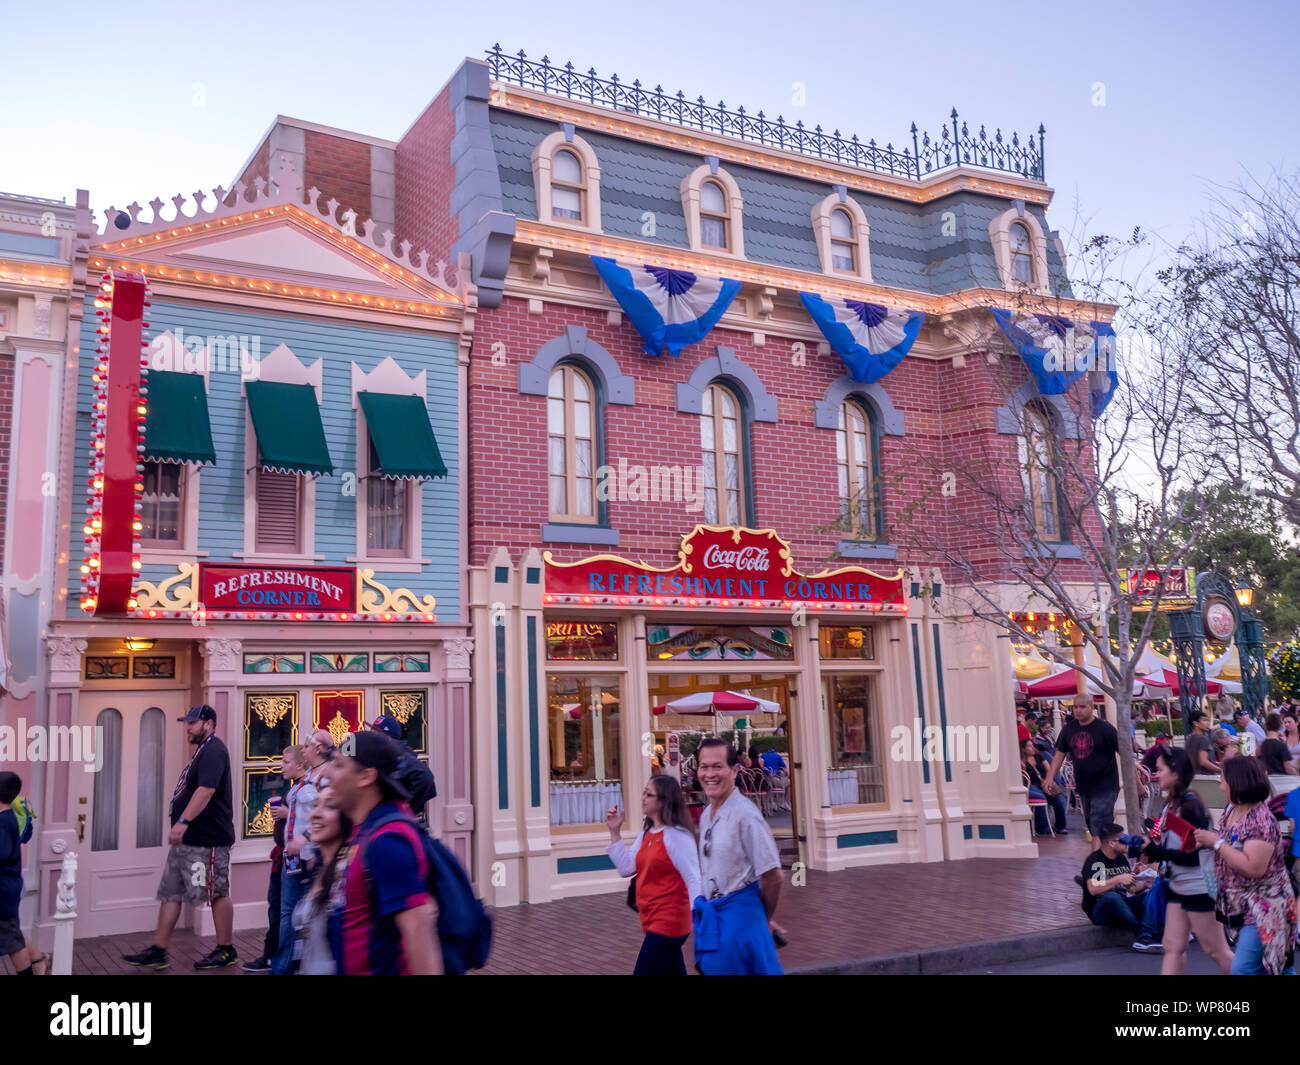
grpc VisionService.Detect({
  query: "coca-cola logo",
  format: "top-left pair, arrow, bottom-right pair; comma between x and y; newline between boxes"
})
701,544 -> 770,572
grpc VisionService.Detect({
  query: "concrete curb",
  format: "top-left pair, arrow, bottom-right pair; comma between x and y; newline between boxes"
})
790,924 -> 1135,975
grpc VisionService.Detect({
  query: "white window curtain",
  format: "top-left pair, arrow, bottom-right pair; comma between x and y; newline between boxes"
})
136,707 -> 165,848
549,780 -> 623,826
92,708 -> 122,852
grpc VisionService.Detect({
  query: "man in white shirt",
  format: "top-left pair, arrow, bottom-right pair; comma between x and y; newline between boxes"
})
1233,707 -> 1266,751
694,737 -> 785,974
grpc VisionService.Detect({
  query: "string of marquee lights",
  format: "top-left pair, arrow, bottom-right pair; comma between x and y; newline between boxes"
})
81,270 -> 150,615
542,593 -> 906,613
132,608 -> 438,623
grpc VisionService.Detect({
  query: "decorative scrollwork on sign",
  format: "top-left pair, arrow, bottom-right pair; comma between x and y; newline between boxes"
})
358,570 -> 437,616
327,712 -> 351,747
250,693 -> 295,729
134,563 -> 198,611
250,803 -> 275,836
379,691 -> 424,724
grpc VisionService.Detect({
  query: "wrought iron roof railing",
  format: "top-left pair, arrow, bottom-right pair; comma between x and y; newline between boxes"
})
486,45 -> 1046,183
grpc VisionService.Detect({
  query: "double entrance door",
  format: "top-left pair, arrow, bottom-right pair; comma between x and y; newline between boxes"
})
73,694 -> 187,936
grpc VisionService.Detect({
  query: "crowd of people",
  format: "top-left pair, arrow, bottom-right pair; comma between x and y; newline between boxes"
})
1038,695 -> 1300,976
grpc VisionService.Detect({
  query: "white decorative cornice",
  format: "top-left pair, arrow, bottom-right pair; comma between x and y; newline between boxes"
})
95,152 -> 457,298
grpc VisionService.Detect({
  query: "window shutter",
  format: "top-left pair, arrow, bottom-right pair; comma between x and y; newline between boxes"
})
255,469 -> 300,552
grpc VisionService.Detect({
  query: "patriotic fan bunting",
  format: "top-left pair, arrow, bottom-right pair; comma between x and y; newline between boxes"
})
798,293 -> 925,383
990,308 -> 1095,396
591,256 -> 741,357
1089,321 -> 1119,417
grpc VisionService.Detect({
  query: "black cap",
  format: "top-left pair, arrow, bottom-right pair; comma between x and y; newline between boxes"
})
339,731 -> 409,800
178,705 -> 217,724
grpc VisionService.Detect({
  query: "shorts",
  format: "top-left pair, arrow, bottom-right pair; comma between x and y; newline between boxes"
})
156,844 -> 231,906
1165,889 -> 1215,913
0,914 -> 26,955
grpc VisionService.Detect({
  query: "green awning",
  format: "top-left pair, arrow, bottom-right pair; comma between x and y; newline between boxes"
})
246,380 -> 333,475
143,371 -> 216,465
358,391 -> 448,480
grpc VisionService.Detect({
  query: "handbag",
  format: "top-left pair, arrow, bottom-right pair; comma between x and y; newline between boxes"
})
1198,847 -> 1219,898
626,876 -> 638,912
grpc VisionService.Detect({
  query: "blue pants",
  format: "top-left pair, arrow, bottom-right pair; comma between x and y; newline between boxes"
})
633,932 -> 688,975
1028,785 -> 1068,833
1231,923 -> 1297,975
271,867 -> 307,975
1091,888 -> 1162,941
262,861 -> 282,960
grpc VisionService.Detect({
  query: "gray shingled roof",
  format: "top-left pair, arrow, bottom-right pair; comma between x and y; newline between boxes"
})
490,109 -> 1071,298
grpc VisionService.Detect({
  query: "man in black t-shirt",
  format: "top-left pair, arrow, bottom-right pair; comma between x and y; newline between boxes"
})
1045,697 -> 1120,840
123,705 -> 238,971
1258,712 -> 1296,776
1079,822 -> 1164,951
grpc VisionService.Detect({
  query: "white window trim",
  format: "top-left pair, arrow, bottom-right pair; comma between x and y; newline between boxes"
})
349,357 -> 429,570
812,191 -> 872,281
989,206 -> 1050,294
681,164 -> 744,258
140,462 -> 208,565
531,130 -> 602,233
237,344 -> 322,562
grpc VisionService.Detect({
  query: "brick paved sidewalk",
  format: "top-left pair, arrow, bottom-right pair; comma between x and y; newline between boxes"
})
3,827 -> 1097,975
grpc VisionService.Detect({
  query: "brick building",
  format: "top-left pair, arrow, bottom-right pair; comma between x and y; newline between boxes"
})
232,49 -> 1113,905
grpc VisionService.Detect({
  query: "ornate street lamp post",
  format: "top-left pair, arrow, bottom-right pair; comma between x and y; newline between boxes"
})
1234,581 -> 1268,720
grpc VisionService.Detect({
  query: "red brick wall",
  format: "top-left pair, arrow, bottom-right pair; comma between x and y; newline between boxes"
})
296,131 -> 370,221
466,296 -> 1100,584
235,137 -> 271,194
396,84 -> 457,267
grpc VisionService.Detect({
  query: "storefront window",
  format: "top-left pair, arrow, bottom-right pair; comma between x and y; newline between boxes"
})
545,620 -> 618,660
547,674 -> 621,825
819,625 -> 875,660
646,624 -> 793,661
825,674 -> 884,805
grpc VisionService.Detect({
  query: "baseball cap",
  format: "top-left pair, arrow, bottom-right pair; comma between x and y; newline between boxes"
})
369,715 -> 402,740
178,705 -> 217,723
1233,707 -> 1249,719
339,730 -> 409,800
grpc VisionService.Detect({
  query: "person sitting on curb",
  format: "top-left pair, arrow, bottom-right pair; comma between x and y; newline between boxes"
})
1077,822 -> 1165,953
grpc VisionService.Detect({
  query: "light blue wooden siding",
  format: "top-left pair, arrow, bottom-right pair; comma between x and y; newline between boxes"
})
67,295 -> 462,618
489,109 -> 1071,298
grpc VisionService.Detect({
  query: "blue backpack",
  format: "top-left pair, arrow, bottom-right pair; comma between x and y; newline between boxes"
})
362,809 -> 492,975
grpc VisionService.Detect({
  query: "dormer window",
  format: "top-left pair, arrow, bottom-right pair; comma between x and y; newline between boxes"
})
682,165 -> 744,256
812,192 -> 872,280
551,149 -> 585,222
700,181 -> 730,250
1010,222 -> 1034,284
531,131 -> 602,231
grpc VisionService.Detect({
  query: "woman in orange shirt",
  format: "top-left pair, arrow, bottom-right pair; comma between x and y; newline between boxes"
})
606,776 -> 702,975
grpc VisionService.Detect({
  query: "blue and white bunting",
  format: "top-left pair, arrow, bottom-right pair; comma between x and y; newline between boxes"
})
1089,321 -> 1119,416
798,293 -> 924,383
990,308 -> 1095,396
590,256 -> 741,357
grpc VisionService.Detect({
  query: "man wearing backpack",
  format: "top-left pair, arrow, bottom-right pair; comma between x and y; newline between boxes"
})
368,715 -> 436,819
329,731 -> 442,974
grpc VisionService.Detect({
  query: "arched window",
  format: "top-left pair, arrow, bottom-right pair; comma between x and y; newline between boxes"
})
92,707 -> 122,852
531,131 -> 602,231
837,399 -> 881,540
700,180 -> 730,250
830,209 -> 858,273
1010,222 -> 1035,284
701,383 -> 748,525
1019,401 -> 1061,539
137,708 -> 165,848
548,364 -> 597,523
550,148 -> 585,222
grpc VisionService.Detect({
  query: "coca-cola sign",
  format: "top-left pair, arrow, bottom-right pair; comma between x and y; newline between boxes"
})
545,525 -> 905,612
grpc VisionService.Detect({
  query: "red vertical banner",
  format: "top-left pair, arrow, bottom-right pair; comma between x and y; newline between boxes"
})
313,690 -> 365,748
82,270 -> 149,616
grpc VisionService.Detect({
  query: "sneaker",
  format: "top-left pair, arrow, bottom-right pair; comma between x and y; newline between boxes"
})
1057,828 -> 1069,835
122,945 -> 170,970
194,946 -> 239,970
1132,936 -> 1163,953
241,955 -> 271,972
